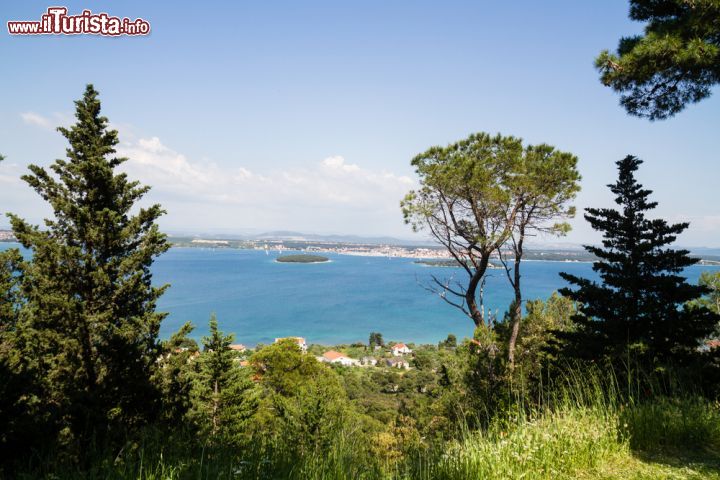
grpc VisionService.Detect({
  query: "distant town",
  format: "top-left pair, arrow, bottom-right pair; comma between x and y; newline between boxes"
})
3,229 -> 720,265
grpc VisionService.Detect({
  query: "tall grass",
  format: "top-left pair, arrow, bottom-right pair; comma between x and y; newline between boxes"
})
13,368 -> 720,479
406,366 -> 720,479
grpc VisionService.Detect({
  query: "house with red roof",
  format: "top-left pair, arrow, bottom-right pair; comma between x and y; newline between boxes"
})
318,350 -> 359,366
391,343 -> 412,356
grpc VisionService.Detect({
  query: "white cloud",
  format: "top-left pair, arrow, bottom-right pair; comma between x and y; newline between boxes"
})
15,116 -> 418,236
322,155 -> 360,173
113,135 -> 417,234
21,112 -> 53,130
20,112 -> 72,131
0,161 -> 23,186
116,136 -> 413,205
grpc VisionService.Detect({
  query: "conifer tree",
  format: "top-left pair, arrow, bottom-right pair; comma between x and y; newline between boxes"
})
200,314 -> 234,435
559,156 -> 718,368
153,321 -> 200,424
188,314 -> 254,441
596,0 -> 720,120
0,247 -> 38,460
7,85 -> 169,449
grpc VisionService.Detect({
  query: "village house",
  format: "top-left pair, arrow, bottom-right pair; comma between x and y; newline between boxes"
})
229,344 -> 247,352
391,343 -> 412,356
318,350 -> 359,366
385,357 -> 410,369
274,336 -> 307,353
360,356 -> 378,366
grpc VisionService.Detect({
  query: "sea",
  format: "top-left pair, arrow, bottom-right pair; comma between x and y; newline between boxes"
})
3,243 -> 718,346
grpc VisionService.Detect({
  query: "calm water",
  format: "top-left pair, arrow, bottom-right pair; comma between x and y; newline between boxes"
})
147,248 -> 720,345
3,243 -> 718,345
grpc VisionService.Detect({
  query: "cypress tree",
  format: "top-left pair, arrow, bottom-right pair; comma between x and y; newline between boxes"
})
559,155 -> 717,369
7,85 -> 169,450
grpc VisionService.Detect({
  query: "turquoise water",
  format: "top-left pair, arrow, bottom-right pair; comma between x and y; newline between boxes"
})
3,243 -> 718,346
149,248 -> 720,345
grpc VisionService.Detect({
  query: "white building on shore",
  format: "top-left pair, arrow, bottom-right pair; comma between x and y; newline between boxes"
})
318,350 -> 359,366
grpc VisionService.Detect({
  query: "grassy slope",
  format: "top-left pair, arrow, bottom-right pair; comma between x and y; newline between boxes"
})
579,451 -> 720,480
421,395 -> 720,480
16,397 -> 720,479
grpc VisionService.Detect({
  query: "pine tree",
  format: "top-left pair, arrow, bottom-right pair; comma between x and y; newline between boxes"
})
596,0 -> 720,120
153,321 -> 200,425
188,314 -> 254,442
559,155 -> 718,368
7,85 -> 169,450
201,314 -> 234,436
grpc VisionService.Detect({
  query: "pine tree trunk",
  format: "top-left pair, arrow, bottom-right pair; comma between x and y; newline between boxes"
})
466,254 -> 491,327
507,233 -> 524,370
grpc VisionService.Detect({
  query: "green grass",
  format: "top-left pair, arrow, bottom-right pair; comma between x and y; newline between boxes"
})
428,407 -> 622,479
25,398 -> 716,480
14,372 -> 720,479
413,398 -> 720,480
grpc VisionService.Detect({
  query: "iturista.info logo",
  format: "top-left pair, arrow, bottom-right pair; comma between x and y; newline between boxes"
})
7,6 -> 150,36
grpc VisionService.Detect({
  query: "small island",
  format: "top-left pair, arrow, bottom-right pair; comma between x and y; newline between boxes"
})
414,259 -> 463,267
276,254 -> 330,264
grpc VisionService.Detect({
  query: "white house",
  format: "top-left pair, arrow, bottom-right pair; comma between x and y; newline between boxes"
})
319,350 -> 358,366
275,336 -> 307,353
360,356 -> 378,366
391,343 -> 412,356
385,357 -> 410,369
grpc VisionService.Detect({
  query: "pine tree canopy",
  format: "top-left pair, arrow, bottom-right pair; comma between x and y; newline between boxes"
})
596,0 -> 720,120
202,313 -> 235,389
559,155 -> 718,367
7,84 -> 169,447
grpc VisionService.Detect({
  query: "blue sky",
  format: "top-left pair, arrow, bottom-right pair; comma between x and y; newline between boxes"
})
1,1 -> 718,246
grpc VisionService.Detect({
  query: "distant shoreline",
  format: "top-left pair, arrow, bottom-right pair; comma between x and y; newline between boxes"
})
4,239 -> 720,266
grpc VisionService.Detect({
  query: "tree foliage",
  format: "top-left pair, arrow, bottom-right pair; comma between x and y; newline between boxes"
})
497,144 -> 580,369
695,271 -> 720,315
187,315 -> 254,443
249,340 -> 351,456
402,132 -> 580,372
369,331 -> 385,349
153,321 -> 199,425
402,133 -> 525,328
499,293 -> 576,389
0,248 -> 40,460
559,155 -> 718,368
439,333 -> 457,349
596,0 -> 720,119
6,84 -> 169,451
